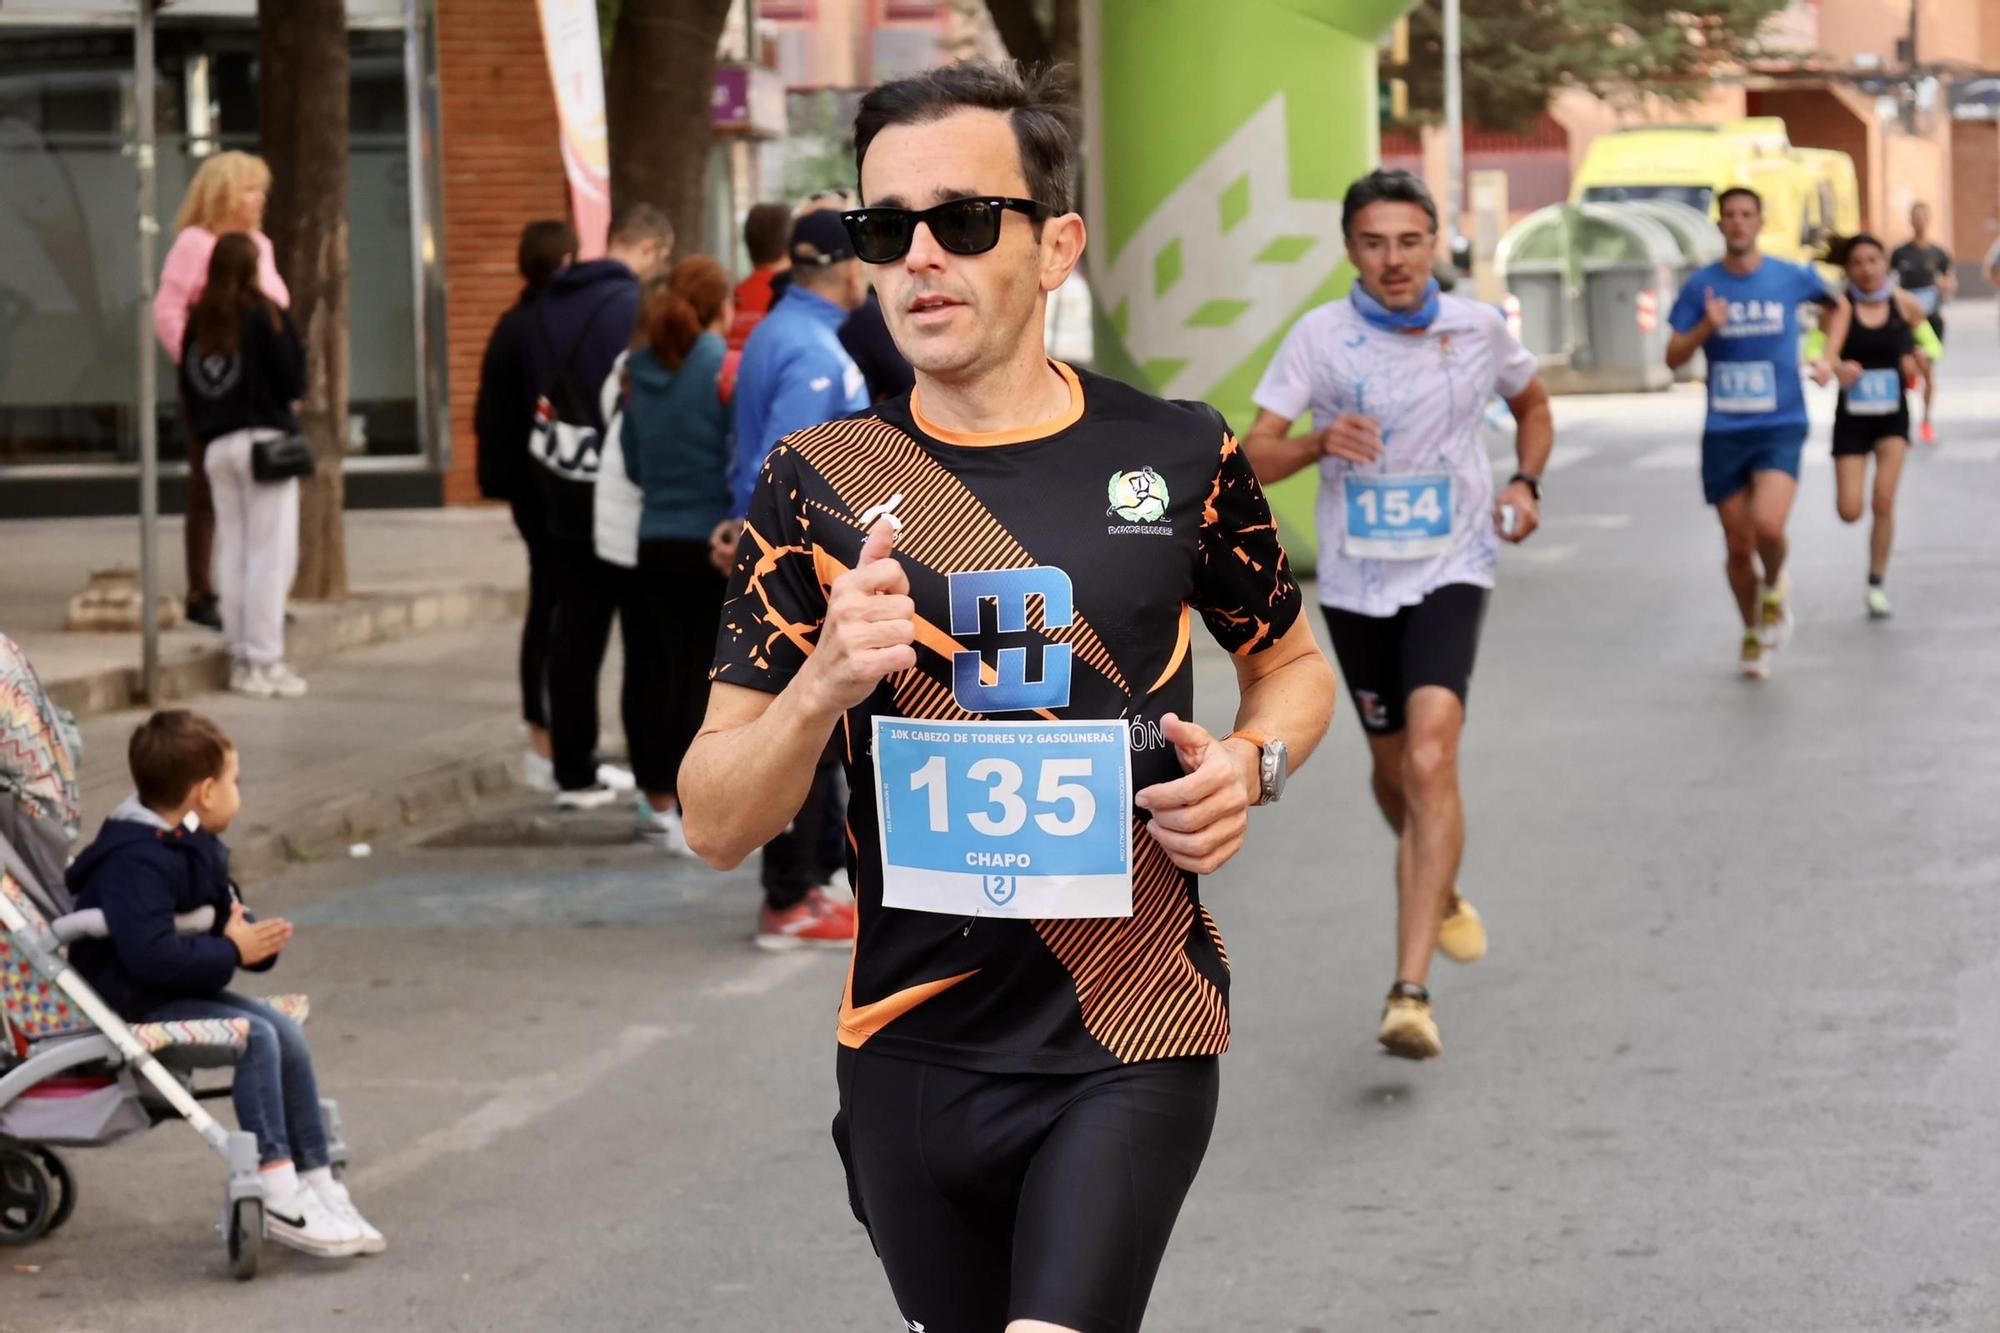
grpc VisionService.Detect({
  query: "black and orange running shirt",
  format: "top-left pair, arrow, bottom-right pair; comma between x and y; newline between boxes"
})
711,362 -> 1302,1073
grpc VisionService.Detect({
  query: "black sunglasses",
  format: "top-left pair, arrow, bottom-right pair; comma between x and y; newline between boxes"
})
840,197 -> 1052,264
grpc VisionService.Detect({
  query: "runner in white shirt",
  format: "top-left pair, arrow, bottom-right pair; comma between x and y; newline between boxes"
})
1243,170 -> 1554,1060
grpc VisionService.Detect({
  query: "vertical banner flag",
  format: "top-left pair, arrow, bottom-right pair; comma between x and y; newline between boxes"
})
537,0 -> 612,259
1082,0 -> 1416,557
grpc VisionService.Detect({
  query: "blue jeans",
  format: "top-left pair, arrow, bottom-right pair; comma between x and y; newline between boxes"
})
142,991 -> 329,1168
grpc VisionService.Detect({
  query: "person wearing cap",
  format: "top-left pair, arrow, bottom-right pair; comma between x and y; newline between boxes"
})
726,211 -> 873,528
720,208 -> 872,951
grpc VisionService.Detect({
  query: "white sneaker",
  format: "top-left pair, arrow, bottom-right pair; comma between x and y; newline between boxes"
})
263,1174 -> 364,1259
262,662 -> 309,699
634,799 -> 694,855
520,749 -> 557,793
597,763 -> 637,792
230,660 -> 277,699
307,1172 -> 385,1256
1739,629 -> 1771,681
556,783 -> 620,811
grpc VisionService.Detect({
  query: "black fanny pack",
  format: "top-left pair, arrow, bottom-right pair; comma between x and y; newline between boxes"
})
251,432 -> 316,483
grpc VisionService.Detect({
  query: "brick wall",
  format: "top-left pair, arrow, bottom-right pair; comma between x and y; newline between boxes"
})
1951,121 -> 2000,296
436,0 -> 570,505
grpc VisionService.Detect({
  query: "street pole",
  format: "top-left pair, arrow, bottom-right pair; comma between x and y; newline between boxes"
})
1443,0 -> 1463,253
135,0 -> 160,703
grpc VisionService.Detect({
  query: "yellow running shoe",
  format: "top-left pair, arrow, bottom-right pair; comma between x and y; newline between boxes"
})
1740,629 -> 1770,681
1437,891 -> 1486,963
1758,573 -> 1794,650
1378,983 -> 1441,1060
1865,585 -> 1892,620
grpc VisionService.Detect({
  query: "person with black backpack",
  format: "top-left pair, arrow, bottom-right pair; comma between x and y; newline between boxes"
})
474,220 -> 577,790
178,232 -> 309,701
524,204 -> 673,808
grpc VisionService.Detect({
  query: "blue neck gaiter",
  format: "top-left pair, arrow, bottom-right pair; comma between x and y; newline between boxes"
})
1848,282 -> 1892,304
1352,278 -> 1441,333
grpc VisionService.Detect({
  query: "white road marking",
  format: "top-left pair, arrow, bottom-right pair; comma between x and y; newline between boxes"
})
354,1023 -> 684,1191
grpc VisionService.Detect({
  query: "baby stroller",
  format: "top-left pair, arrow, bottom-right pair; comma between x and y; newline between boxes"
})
0,634 -> 348,1278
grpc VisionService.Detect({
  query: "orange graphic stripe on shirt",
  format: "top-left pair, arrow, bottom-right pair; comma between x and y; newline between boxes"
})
724,521 -> 824,672
1200,433 -> 1288,657
783,415 -> 1130,696
1034,827 -> 1229,1063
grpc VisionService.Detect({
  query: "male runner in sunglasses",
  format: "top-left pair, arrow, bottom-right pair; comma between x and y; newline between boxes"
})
680,60 -> 1336,1333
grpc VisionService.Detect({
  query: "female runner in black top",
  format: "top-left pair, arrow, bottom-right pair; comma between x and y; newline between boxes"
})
1826,235 -> 1925,620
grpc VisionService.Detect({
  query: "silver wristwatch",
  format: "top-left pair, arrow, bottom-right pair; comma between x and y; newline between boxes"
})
1231,731 -> 1289,806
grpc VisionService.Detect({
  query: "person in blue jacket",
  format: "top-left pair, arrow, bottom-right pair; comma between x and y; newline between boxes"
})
715,209 -> 871,952
65,710 -> 384,1259
725,209 -> 872,526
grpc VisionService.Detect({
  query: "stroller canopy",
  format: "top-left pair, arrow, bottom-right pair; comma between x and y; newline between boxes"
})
0,633 -> 81,917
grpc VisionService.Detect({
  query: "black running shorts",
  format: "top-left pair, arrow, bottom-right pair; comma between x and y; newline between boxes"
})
1320,583 -> 1490,736
833,1046 -> 1219,1333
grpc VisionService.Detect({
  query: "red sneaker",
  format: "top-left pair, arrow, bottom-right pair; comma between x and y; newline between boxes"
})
755,887 -> 857,951
1921,420 -> 1938,444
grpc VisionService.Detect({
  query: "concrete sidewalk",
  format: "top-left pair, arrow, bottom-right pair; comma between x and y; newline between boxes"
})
69,615 -> 541,883
1,507 -> 528,718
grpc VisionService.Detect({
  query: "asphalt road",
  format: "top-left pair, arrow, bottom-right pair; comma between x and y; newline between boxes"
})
11,308 -> 2000,1333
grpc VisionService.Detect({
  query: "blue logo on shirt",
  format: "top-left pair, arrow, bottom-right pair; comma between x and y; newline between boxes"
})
947,567 -> 1074,713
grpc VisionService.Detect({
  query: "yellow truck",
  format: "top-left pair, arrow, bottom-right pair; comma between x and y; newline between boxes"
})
1571,119 -> 1859,270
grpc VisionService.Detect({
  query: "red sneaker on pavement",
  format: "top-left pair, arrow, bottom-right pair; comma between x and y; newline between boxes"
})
1921,420 -> 1937,444
756,887 -> 857,951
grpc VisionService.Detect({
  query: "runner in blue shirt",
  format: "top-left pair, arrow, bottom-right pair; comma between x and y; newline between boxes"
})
1667,186 -> 1850,680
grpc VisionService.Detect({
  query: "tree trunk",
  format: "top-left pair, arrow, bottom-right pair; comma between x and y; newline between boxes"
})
258,0 -> 350,600
606,0 -> 733,258
984,0 -> 1079,73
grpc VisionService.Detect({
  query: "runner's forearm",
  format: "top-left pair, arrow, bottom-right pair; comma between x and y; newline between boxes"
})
681,681 -> 846,869
1818,297 -> 1852,368
1241,413 -> 1321,485
1508,384 -> 1554,478
1666,322 -> 1713,370
1224,620 -> 1336,782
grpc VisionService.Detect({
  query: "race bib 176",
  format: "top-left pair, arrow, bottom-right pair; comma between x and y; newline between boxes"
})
873,718 -> 1133,919
1712,360 -> 1778,414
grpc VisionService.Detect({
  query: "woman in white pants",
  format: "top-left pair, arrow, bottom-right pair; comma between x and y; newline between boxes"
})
177,233 -> 309,698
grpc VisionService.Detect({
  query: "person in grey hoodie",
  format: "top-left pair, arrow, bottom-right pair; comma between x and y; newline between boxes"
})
618,256 -> 734,855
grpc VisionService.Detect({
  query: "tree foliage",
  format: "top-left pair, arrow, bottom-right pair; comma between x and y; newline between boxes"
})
1388,0 -> 1793,132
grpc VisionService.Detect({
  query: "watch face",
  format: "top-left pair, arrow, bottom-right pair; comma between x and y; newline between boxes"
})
1263,741 -> 1289,802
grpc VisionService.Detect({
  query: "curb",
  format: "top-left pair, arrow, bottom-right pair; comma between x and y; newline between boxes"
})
230,743 -> 525,884
43,584 -> 527,721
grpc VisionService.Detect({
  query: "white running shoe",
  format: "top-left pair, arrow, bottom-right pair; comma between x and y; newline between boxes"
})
261,662 -> 309,699
1758,574 -> 1794,651
635,799 -> 694,856
520,749 -> 557,793
1740,629 -> 1771,681
556,783 -> 620,811
597,763 -> 637,792
307,1172 -> 385,1256
263,1175 -> 364,1259
228,659 -> 272,698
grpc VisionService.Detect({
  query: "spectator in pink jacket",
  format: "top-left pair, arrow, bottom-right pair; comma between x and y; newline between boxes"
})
154,152 -> 291,632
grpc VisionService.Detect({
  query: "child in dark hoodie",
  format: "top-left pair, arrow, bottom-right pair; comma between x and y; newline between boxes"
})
66,710 -> 383,1259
